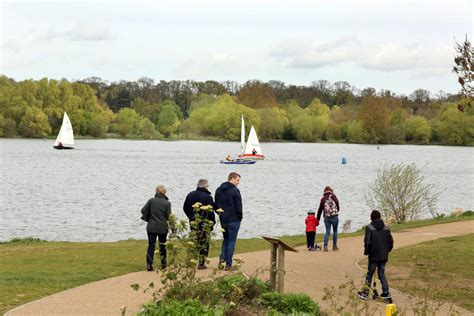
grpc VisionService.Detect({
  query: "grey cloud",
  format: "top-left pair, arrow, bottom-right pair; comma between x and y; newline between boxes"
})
270,38 -> 452,73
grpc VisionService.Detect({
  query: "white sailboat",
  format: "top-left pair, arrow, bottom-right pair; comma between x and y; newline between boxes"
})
239,115 -> 265,160
53,112 -> 74,150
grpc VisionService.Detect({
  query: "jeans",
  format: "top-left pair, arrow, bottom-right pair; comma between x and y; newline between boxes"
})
366,260 -> 390,293
306,232 -> 315,248
324,215 -> 339,247
220,221 -> 241,267
146,231 -> 167,268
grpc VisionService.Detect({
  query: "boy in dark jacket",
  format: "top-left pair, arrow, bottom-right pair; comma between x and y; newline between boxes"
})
357,210 -> 394,301
305,210 -> 320,251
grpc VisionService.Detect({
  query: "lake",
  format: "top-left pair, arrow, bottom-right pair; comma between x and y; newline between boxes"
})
1,139 -> 473,242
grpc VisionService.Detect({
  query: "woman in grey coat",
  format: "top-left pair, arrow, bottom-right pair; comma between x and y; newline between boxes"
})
141,184 -> 171,271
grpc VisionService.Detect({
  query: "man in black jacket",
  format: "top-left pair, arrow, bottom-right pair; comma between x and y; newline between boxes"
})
215,172 -> 242,270
358,210 -> 394,301
183,179 -> 216,269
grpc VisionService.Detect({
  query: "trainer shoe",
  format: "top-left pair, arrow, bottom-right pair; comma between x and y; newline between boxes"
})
380,292 -> 391,300
333,245 -> 339,251
323,246 -> 328,252
146,265 -> 153,271
357,290 -> 369,300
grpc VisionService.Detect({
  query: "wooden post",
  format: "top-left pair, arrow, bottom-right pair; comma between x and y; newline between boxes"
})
276,244 -> 285,293
270,243 -> 277,290
261,236 -> 298,293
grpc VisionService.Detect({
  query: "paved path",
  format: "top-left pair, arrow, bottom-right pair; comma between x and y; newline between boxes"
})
6,220 -> 474,315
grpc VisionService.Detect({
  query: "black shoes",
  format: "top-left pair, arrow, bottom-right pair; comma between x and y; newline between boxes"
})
198,264 -> 207,270
357,290 -> 369,300
146,265 -> 153,271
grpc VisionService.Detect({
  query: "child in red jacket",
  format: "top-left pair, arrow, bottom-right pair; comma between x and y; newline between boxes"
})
305,210 -> 321,251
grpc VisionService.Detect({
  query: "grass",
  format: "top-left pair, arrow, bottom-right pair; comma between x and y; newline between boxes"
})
0,213 -> 472,314
387,234 -> 474,312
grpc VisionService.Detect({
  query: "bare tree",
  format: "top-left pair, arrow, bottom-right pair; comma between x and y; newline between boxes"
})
453,35 -> 473,111
365,163 -> 438,223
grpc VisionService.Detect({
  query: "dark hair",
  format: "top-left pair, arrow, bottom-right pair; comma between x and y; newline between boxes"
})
228,172 -> 241,181
370,210 -> 381,221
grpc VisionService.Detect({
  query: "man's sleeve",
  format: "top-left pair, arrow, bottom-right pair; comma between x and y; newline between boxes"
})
182,194 -> 193,220
363,226 -> 370,255
388,229 -> 394,252
235,189 -> 243,221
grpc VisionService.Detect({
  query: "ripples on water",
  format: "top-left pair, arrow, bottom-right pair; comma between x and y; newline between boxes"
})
1,139 -> 473,242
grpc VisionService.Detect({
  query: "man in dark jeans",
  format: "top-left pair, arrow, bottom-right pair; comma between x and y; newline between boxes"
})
183,179 -> 216,269
358,210 -> 394,301
215,172 -> 242,270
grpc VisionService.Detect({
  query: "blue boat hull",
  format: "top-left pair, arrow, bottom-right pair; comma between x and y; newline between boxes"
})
220,160 -> 256,164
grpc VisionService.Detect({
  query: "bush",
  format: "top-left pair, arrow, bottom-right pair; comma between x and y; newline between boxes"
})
365,163 -> 439,223
137,299 -> 225,316
258,292 -> 320,315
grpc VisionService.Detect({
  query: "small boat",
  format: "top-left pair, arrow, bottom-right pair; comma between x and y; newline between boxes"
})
220,159 -> 256,165
238,116 -> 265,160
53,112 -> 74,150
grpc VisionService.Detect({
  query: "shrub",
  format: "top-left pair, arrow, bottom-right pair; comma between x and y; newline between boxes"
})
137,299 -> 225,316
258,292 -> 320,315
365,163 -> 439,223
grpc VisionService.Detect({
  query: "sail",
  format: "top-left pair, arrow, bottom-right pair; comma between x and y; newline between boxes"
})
243,126 -> 264,157
54,112 -> 74,148
240,115 -> 245,155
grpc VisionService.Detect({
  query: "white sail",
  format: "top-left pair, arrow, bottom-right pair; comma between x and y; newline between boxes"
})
54,112 -> 74,148
243,126 -> 263,157
240,115 -> 245,155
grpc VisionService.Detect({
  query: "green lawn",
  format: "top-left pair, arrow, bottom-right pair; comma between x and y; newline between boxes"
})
1,214 -> 472,314
387,234 -> 474,312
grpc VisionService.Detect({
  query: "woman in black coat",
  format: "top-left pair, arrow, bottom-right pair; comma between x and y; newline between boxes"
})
141,184 -> 171,271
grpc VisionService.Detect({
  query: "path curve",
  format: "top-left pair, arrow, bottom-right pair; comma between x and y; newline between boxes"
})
6,220 -> 474,315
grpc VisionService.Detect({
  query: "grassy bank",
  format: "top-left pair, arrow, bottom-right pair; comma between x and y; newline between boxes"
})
388,234 -> 474,312
1,214 -> 472,314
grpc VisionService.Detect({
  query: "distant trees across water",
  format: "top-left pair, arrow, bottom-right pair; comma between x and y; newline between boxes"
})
0,76 -> 472,146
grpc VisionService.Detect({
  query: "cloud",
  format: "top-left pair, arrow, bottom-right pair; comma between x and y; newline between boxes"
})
359,43 -> 452,71
270,37 -> 359,68
175,52 -> 258,79
269,37 -> 453,75
37,24 -> 116,42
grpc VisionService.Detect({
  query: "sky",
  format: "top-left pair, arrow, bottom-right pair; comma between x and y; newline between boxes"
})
0,0 -> 472,95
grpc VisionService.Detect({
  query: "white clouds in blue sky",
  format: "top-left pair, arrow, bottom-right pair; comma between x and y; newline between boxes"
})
0,0 -> 472,95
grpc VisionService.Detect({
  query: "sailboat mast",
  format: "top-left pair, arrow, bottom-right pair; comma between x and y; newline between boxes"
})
240,115 -> 245,154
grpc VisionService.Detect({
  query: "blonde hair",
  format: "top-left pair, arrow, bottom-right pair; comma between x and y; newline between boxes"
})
155,185 -> 167,194
324,186 -> 333,193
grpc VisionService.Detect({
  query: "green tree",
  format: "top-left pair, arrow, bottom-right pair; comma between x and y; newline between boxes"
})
404,116 -> 431,144
257,107 -> 289,140
359,96 -> 390,143
432,103 -> 474,145
346,120 -> 366,143
157,101 -> 182,137
113,108 -> 141,137
18,107 -> 51,137
139,117 -> 163,139
89,110 -> 114,137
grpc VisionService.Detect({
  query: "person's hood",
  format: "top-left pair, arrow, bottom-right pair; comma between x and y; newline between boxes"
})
371,218 -> 385,230
218,181 -> 235,192
154,192 -> 169,200
323,191 -> 333,196
196,187 -> 211,195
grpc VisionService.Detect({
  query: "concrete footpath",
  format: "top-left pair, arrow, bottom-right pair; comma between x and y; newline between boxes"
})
6,220 -> 474,315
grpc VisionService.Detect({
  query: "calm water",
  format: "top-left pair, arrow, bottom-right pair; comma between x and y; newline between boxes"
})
1,139 -> 473,242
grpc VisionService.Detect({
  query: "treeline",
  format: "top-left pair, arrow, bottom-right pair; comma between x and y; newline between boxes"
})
0,75 -> 472,145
